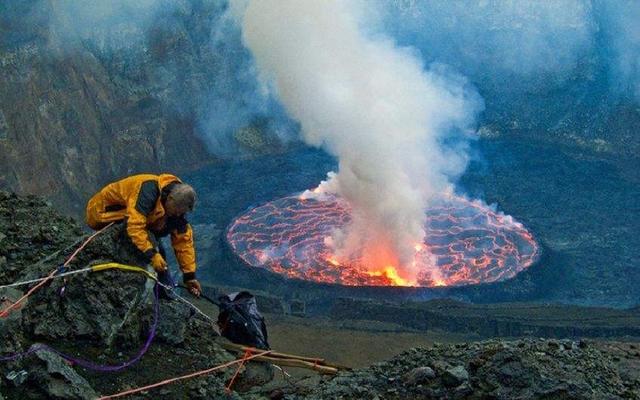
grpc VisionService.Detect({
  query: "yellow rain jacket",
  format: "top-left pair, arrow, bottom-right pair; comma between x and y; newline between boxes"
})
85,174 -> 197,280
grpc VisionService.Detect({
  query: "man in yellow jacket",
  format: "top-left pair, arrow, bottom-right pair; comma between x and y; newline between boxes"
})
85,173 -> 201,297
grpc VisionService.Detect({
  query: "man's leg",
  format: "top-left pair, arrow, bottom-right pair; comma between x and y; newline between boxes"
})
154,235 -> 176,300
85,193 -> 126,229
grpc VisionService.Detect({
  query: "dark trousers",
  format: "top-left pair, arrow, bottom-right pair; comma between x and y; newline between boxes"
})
154,234 -> 176,297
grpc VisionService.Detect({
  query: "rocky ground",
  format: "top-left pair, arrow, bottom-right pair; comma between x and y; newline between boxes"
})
1,191 -> 639,399
0,191 -> 243,399
281,339 -> 640,400
0,191 -> 82,286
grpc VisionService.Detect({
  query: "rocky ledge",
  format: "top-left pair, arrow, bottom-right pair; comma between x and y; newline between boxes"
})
0,191 -> 252,399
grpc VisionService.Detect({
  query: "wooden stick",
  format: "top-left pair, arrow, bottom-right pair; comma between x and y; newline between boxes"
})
251,355 -> 338,375
219,342 -> 323,363
218,341 -> 350,371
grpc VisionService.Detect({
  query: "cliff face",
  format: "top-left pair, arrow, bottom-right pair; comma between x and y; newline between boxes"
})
0,1 -> 229,214
2,0 -> 638,217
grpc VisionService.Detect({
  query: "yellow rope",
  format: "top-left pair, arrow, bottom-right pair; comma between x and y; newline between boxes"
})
90,263 -> 158,281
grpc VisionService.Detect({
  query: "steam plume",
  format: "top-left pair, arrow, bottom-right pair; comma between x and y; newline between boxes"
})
240,0 -> 481,281
598,0 -> 640,100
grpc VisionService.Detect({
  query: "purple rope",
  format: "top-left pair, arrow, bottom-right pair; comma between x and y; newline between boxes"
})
0,284 -> 160,372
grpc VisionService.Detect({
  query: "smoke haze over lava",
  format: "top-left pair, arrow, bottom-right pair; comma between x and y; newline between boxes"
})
241,0 -> 482,283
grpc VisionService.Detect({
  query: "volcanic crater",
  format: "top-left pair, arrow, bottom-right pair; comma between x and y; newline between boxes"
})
226,192 -> 539,288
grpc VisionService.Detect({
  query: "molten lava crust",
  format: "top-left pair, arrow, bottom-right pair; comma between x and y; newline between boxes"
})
227,194 -> 538,287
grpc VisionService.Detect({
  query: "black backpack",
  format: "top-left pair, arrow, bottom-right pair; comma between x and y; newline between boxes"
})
217,291 -> 270,350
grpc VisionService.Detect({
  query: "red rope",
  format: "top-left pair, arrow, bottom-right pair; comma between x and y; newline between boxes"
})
225,349 -> 252,393
98,350 -> 272,399
0,222 -> 113,318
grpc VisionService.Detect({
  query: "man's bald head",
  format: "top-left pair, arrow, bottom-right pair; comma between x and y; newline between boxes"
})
166,183 -> 196,216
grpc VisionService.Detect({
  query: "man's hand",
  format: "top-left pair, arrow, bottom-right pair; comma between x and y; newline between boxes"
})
185,279 -> 201,297
151,253 -> 168,272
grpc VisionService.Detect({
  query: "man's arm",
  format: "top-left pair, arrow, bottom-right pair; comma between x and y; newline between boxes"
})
171,220 -> 200,296
170,222 -> 196,279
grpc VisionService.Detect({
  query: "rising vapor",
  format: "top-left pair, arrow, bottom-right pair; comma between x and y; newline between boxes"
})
240,0 -> 481,281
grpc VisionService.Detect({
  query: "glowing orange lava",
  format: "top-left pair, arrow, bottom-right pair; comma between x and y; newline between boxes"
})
366,266 -> 413,286
226,193 -> 539,287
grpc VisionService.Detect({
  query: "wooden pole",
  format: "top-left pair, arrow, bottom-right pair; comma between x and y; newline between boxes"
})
253,355 -> 338,375
218,341 -> 350,372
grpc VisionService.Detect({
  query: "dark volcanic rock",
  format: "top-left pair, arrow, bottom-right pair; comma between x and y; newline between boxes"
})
0,192 -> 253,399
19,223 -> 153,347
442,365 -> 469,387
0,191 -> 81,285
402,366 -> 436,385
29,346 -> 97,400
156,300 -> 192,345
288,339 -> 640,400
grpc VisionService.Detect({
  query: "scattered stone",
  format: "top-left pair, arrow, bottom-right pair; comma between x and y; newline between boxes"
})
156,299 -> 192,345
234,362 -> 275,392
403,366 -> 436,385
432,360 -> 450,373
443,365 -> 469,387
288,338 -> 640,399
5,370 -> 28,386
31,346 -> 98,399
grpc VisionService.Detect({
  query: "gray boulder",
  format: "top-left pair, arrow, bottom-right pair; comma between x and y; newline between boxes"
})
20,223 -> 155,349
443,365 -> 470,387
403,366 -> 436,386
156,299 -> 192,345
28,345 -> 98,400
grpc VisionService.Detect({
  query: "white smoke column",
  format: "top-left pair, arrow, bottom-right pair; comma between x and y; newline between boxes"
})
598,0 -> 640,101
241,0 -> 480,282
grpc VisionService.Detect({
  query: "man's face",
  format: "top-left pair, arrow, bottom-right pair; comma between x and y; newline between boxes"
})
165,196 -> 191,217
